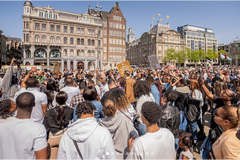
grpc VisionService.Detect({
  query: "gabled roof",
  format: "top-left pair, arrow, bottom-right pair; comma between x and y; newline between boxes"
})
89,9 -> 110,19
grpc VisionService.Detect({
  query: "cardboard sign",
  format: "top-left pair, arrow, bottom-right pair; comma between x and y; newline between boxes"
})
26,66 -> 41,70
148,55 -> 160,69
117,60 -> 132,77
52,63 -> 61,74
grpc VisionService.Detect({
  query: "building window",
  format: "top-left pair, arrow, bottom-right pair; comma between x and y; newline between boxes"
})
70,38 -> 74,44
56,25 -> 60,32
123,33 -> 125,37
81,38 -> 84,45
26,50 -> 31,58
26,34 -> 29,42
113,31 -> 115,36
88,39 -> 91,45
49,11 -> 52,19
109,47 -> 112,53
91,50 -> 95,57
109,38 -> 112,44
64,26 -> 67,33
113,23 -> 115,28
64,37 -> 67,44
42,35 -> 46,43
70,49 -> 74,56
119,24 -> 122,29
113,39 -> 115,44
103,21 -> 107,27
92,30 -> 95,35
39,12 -> 43,17
119,32 -> 122,37
45,11 -> 48,18
104,30 -> 107,35
98,40 -> 101,46
104,47 -> 106,52
123,25 -> 125,29
81,50 -> 84,56
50,36 -> 54,43
88,29 -> 91,35
77,38 -> 80,45
92,40 -> 95,46
77,28 -> 80,33
64,49 -> 67,56
26,22 -> 29,29
104,38 -> 106,44
54,14 -> 57,19
35,35 -> 40,42
35,23 -> 40,30
109,30 -> 112,36
50,25 -> 55,31
109,22 -> 112,27
164,45 -> 168,50
88,50 -> 91,57
56,36 -> 60,43
70,27 -> 74,33
80,28 -> 84,34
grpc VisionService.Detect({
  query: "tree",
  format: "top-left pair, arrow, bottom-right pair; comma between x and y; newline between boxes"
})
207,49 -> 218,60
174,50 -> 185,66
164,49 -> 175,63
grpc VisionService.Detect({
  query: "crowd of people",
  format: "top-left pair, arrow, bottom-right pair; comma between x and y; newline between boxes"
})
0,58 -> 240,160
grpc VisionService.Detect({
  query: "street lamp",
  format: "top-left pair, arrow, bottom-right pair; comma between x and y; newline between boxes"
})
95,4 -> 102,71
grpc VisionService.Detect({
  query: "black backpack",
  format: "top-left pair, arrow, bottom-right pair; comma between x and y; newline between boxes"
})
184,96 -> 201,122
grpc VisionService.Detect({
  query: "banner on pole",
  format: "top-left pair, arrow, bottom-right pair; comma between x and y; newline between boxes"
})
52,63 -> 61,74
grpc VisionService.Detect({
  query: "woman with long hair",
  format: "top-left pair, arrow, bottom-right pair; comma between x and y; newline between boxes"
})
0,99 -> 16,123
44,79 -> 58,109
109,89 -> 136,121
43,91 -> 73,159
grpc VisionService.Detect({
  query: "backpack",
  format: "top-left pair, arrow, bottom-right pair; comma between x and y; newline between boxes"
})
184,96 -> 201,122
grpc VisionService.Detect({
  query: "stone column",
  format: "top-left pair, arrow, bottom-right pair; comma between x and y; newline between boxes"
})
73,59 -> 77,70
67,60 -> 70,70
61,59 -> 64,72
95,59 -> 97,70
84,59 -> 88,70
47,59 -> 49,66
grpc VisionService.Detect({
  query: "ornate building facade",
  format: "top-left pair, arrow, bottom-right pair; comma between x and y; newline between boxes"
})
126,22 -> 184,66
23,0 -> 103,70
88,2 -> 126,70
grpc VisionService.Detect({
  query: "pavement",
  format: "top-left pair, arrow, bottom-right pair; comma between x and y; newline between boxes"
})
193,112 -> 212,160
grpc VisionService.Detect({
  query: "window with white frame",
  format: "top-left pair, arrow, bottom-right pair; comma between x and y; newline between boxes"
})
109,22 -> 112,27
109,30 -> 112,36
103,38 -> 106,44
109,38 -> 112,44
104,30 -> 107,35
113,39 -> 115,44
103,21 -> 107,27
35,35 -> 40,42
50,36 -> 54,43
119,24 -> 122,29
113,31 -> 115,36
113,47 -> 115,53
109,47 -> 112,52
42,35 -> 46,43
123,25 -> 125,29
116,39 -> 118,45
56,36 -> 60,43
103,47 -> 106,52
119,40 -> 122,45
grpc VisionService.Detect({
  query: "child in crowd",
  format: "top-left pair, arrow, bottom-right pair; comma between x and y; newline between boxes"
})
177,130 -> 194,160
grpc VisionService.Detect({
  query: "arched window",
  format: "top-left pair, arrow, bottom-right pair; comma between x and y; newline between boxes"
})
81,38 -> 84,45
63,49 -> 67,56
70,38 -> 74,44
88,39 -> 91,45
99,51 -> 101,58
49,50 -> 61,58
92,29 -> 95,35
92,39 -> 95,46
42,35 -> 46,43
81,50 -> 84,57
56,37 -> 60,43
50,36 -> 54,43
70,49 -> 74,56
91,50 -> 95,57
35,35 -> 40,42
98,40 -> 101,46
34,49 -> 46,57
26,34 -> 29,42
88,50 -> 91,57
77,38 -> 80,45
77,28 -> 80,33
26,50 -> 31,58
64,37 -> 67,44
77,50 -> 80,56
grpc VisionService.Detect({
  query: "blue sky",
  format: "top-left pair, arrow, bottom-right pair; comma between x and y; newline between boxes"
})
0,1 -> 239,44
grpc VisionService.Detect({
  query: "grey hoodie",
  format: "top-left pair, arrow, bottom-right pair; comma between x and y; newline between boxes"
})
58,117 -> 116,160
99,113 -> 138,158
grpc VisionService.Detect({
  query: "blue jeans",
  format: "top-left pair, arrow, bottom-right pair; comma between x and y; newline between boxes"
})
175,138 -> 179,151
179,111 -> 187,131
186,120 -> 198,140
138,123 -> 147,136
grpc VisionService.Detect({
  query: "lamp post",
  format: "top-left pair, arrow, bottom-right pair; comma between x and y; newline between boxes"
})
95,4 -> 102,70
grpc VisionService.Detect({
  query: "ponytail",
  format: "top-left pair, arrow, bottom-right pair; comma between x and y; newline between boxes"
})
57,105 -> 65,129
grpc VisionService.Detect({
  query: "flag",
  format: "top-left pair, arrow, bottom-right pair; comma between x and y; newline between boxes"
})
152,17 -> 155,20
226,56 -> 232,61
219,53 -> 225,60
160,18 -> 164,21
206,57 -> 212,63
225,54 -> 227,59
158,14 -> 161,16
166,15 -> 170,18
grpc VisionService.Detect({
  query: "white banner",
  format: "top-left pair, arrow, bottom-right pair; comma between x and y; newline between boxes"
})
148,55 -> 160,69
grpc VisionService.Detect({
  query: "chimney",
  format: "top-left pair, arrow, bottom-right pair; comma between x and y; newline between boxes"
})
157,21 -> 159,25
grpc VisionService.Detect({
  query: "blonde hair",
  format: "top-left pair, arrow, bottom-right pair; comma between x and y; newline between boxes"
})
214,81 -> 228,96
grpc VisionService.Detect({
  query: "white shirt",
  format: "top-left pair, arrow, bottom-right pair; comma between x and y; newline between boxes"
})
60,86 -> 80,106
127,128 -> 175,160
95,85 -> 101,96
0,118 -> 47,159
14,88 -> 48,123
100,84 -> 109,99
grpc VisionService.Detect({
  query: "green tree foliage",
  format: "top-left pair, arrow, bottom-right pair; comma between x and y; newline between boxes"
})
206,49 -> 218,60
174,50 -> 185,65
218,49 -> 227,55
164,49 -> 175,63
